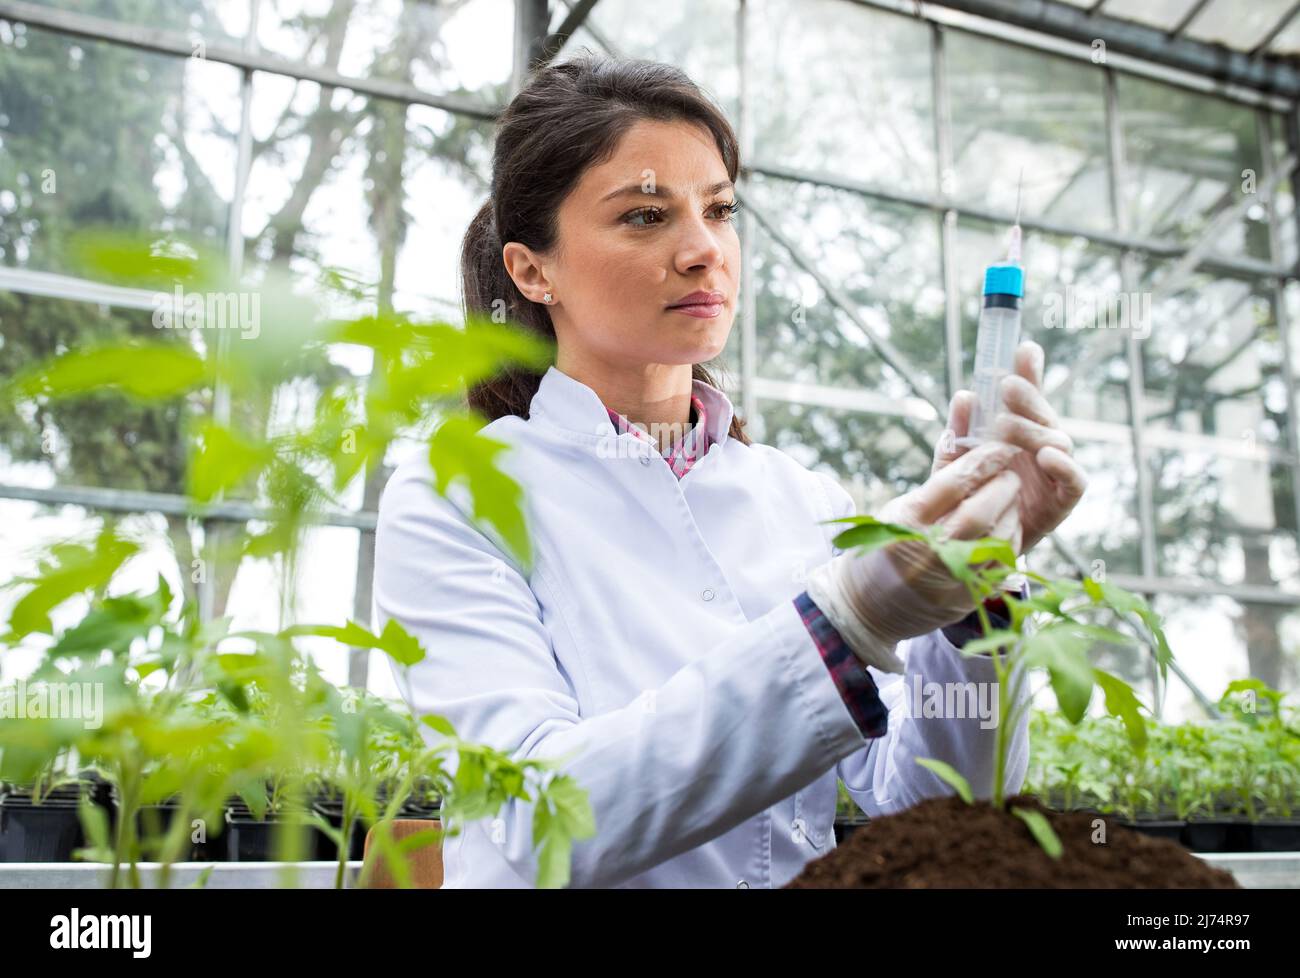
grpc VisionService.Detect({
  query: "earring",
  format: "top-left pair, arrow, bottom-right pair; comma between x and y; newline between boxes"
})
542,291 -> 553,304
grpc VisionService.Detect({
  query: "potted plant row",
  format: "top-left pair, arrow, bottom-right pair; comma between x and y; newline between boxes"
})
1024,679 -> 1300,854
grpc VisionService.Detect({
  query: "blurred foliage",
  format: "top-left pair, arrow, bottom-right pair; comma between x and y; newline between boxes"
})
0,232 -> 593,887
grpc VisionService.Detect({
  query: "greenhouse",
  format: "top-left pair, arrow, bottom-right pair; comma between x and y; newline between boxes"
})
0,0 -> 1296,928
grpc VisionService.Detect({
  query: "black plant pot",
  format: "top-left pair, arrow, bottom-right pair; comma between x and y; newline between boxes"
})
1247,819 -> 1300,852
1117,818 -> 1186,844
833,815 -> 870,845
395,796 -> 442,821
1182,819 -> 1251,852
224,801 -> 326,862
135,803 -> 226,862
311,799 -> 366,861
0,785 -> 87,862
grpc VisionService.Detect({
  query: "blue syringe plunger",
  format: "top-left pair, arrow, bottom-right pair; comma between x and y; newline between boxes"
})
983,263 -> 1024,298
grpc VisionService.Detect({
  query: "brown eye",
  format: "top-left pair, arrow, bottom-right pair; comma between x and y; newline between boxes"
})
625,207 -> 664,227
714,201 -> 741,221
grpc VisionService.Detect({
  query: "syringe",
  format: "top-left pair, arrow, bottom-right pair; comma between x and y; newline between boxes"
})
956,173 -> 1025,448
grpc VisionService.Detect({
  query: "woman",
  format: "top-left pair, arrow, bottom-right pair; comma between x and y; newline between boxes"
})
373,52 -> 1085,888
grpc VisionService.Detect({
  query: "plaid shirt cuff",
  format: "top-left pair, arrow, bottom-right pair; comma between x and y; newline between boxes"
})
940,581 -> 1029,652
793,590 -> 888,739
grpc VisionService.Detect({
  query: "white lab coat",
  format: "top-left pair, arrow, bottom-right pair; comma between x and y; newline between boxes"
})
373,364 -> 1030,888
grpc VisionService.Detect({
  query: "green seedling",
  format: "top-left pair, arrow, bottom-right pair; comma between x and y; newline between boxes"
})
824,514 -> 1173,859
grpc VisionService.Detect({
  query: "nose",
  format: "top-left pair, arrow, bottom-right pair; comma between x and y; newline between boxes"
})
673,210 -> 726,277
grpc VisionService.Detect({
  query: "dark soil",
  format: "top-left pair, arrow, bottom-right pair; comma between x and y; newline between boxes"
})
786,794 -> 1239,888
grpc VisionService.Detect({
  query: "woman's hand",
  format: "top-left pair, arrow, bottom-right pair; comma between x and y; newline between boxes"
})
932,340 -> 1087,555
806,442 -> 1023,673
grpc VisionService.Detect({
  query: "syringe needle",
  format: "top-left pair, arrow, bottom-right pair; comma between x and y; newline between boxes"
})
1005,165 -> 1025,265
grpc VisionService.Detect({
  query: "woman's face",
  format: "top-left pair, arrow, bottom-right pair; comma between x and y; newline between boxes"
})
508,118 -> 741,373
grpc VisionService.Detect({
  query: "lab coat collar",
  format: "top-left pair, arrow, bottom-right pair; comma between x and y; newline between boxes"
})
529,365 -> 735,450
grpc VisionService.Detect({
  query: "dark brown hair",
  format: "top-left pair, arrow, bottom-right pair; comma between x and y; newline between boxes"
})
460,49 -> 750,445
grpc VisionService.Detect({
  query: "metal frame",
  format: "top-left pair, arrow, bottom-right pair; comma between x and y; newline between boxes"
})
1,0 -> 1298,706
899,0 -> 1300,100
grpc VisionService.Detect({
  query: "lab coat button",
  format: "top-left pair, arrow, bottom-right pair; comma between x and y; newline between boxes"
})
701,587 -> 715,601
639,454 -> 651,465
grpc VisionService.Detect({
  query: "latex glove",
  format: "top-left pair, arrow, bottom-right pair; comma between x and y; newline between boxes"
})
805,442 -> 1022,673
934,341 -> 1088,555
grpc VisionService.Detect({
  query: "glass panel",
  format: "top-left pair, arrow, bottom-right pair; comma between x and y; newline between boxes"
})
561,0 -> 739,121
1184,0 -> 1297,51
1149,444 -> 1299,589
0,501 -> 196,678
952,217 -> 1131,426
0,295 -> 209,494
1267,9 -> 1300,55
1117,75 -> 1269,261
752,400 -> 939,516
239,81 -> 497,514
242,77 -> 493,317
945,31 -> 1112,231
395,104 -> 494,320
25,0 -> 251,45
746,173 -> 945,397
1022,437 -> 1144,579
1139,272 -> 1289,448
1152,595 -> 1300,720
221,524 -> 362,686
748,0 -> 935,195
1101,0 -> 1204,31
256,0 -> 513,110
0,23 -> 241,277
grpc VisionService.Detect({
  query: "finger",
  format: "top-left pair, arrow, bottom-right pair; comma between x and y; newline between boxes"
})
990,411 -> 1073,456
1000,374 -> 1061,430
933,390 -> 978,472
946,469 -> 1021,540
1014,340 -> 1045,390
1036,444 -> 1088,507
989,495 -> 1021,548
909,441 -> 1021,523
949,389 -> 977,440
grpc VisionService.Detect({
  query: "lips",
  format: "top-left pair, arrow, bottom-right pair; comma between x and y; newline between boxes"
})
667,290 -> 725,309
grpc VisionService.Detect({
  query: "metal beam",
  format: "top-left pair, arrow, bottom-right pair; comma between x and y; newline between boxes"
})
513,0 -> 550,91
541,0 -> 601,64
0,483 -> 377,531
747,161 -> 1289,281
0,0 -> 501,120
912,0 -> 1300,99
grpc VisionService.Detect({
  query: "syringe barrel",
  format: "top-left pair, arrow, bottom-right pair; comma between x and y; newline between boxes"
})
964,263 -> 1024,445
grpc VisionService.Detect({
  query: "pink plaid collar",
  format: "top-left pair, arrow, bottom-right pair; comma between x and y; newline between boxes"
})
605,392 -> 712,478
527,367 -> 736,477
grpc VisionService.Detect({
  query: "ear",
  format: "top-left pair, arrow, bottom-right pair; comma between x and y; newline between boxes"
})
502,241 -> 553,304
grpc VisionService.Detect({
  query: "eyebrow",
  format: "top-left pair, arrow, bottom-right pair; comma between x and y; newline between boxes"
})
600,179 -> 735,203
